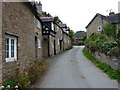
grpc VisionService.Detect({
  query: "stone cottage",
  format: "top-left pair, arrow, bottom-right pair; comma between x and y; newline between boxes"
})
1,2 -> 42,82
86,12 -> 120,37
41,17 -> 56,57
59,24 -> 71,50
54,20 -> 64,54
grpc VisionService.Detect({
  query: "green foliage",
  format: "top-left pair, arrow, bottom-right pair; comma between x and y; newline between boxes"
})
83,47 -> 120,82
3,79 -> 16,88
103,23 -> 116,39
79,36 -> 87,41
69,30 -> 75,37
93,34 -> 117,53
85,33 -> 98,44
86,33 -> 119,56
69,30 -> 75,41
76,31 -> 84,33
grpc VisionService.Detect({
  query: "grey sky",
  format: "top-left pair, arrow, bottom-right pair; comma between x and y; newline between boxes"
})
41,0 -> 119,32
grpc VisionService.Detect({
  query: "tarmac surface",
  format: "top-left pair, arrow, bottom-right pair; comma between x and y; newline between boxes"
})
31,46 -> 118,88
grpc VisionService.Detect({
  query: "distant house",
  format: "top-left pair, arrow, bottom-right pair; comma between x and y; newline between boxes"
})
86,12 -> 120,37
73,31 -> 86,45
1,2 -> 42,82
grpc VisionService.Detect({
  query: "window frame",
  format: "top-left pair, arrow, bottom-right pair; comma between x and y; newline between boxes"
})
97,26 -> 102,31
51,22 -> 54,30
5,35 -> 17,62
38,39 -> 41,48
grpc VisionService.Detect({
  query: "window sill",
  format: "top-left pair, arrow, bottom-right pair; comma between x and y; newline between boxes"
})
5,58 -> 17,63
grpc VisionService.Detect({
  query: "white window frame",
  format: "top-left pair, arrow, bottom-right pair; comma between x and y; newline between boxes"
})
51,22 -> 54,30
5,35 -> 17,62
38,39 -> 41,48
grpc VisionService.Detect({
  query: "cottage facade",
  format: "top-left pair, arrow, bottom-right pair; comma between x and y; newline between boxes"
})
86,13 -> 120,37
1,2 -> 72,83
41,17 -> 56,57
1,2 -> 42,82
54,23 -> 64,54
58,24 -> 71,50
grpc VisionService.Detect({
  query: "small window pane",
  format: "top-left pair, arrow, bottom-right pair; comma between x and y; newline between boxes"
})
11,39 -> 14,58
6,38 -> 9,58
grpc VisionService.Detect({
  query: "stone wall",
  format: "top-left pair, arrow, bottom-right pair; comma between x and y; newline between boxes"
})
49,35 -> 55,56
55,24 -> 63,54
42,36 -> 49,58
42,35 -> 55,58
34,17 -> 43,60
0,1 -> 2,83
63,34 -> 71,49
2,2 -> 41,82
92,51 -> 120,71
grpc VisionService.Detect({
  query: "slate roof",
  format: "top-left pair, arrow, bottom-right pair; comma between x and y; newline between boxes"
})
40,17 -> 55,22
73,31 -> 86,38
86,13 -> 120,28
107,13 -> 120,24
58,24 -> 67,28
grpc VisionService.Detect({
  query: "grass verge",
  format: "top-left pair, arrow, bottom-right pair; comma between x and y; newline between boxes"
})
83,47 -> 120,83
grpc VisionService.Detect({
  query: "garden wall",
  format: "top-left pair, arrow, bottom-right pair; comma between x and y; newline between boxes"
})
92,51 -> 120,71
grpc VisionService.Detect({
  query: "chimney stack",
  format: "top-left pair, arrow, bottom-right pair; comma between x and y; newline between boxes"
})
109,12 -> 115,16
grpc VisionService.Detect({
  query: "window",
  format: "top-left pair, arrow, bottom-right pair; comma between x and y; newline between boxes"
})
98,26 -> 102,31
5,35 -> 17,62
37,19 -> 41,29
38,39 -> 41,48
51,23 -> 54,30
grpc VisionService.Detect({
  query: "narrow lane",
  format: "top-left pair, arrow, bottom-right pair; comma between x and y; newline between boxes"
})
31,46 -> 118,88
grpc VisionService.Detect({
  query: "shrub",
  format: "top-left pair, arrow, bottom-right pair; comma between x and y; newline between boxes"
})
3,59 -> 48,88
103,23 -> 116,40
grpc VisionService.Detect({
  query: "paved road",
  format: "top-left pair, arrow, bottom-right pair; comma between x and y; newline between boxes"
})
31,46 -> 118,88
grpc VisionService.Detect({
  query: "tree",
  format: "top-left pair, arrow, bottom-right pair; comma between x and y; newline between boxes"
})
69,30 -> 74,37
69,30 -> 75,41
